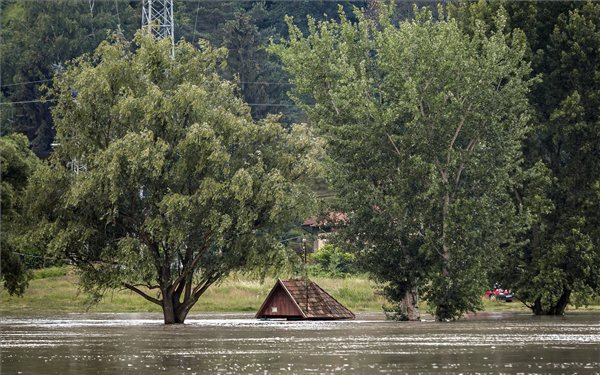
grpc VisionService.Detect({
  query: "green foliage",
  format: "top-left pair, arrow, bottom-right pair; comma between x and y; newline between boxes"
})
0,0 -> 139,157
454,1 -> 600,315
27,31 -> 321,323
273,4 -> 532,321
308,244 -> 356,277
0,134 -> 41,295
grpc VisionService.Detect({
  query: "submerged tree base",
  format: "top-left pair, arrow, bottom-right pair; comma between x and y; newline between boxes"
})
384,289 -> 420,321
530,290 -> 571,316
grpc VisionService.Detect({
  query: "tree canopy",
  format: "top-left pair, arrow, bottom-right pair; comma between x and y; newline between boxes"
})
27,31 -> 321,324
503,2 -> 600,315
1,134 -> 40,295
448,0 -> 600,315
272,5 -> 533,320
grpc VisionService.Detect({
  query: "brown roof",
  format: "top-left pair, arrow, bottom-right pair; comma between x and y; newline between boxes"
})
255,278 -> 355,320
302,212 -> 348,228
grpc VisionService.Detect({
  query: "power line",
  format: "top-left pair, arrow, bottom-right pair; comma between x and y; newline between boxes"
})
1,78 -> 53,88
247,103 -> 297,107
0,99 -> 56,106
240,81 -> 294,86
0,78 -> 292,90
0,97 -> 297,108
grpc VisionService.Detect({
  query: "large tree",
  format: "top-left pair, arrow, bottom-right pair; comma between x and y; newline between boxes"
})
27,32 -> 320,324
1,134 -> 40,295
451,1 -> 600,315
505,2 -> 600,315
272,5 -> 533,320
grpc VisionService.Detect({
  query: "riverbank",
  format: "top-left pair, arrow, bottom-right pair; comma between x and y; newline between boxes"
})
1,267 -> 598,315
0,267 -> 386,314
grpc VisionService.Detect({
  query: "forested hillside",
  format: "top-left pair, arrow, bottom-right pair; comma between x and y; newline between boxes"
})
1,0 -> 416,157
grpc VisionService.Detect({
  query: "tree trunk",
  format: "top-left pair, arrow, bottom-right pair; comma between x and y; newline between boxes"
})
401,287 -> 420,321
175,302 -> 193,324
436,190 -> 451,322
531,289 -> 571,316
161,289 -> 186,324
548,289 -> 571,315
442,190 -> 450,272
532,297 -> 543,315
161,289 -> 198,324
162,306 -> 177,324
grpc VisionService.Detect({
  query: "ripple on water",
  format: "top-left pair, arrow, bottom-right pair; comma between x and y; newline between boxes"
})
2,314 -> 599,374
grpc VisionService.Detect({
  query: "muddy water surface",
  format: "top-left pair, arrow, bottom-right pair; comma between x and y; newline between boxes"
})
1,312 -> 599,374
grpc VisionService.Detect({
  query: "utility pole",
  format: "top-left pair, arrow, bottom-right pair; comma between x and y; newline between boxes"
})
142,0 -> 175,58
303,238 -> 308,313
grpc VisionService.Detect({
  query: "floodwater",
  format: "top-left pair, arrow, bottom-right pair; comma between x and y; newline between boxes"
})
1,312 -> 599,374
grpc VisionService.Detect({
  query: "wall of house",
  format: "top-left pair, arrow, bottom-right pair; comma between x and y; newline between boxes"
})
259,286 -> 303,318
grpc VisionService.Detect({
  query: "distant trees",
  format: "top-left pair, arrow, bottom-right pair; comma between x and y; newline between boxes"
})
0,0 -> 410,154
0,0 -> 138,157
26,32 -> 320,324
273,5 -> 533,320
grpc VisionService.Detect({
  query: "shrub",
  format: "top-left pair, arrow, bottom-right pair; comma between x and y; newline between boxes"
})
309,244 -> 356,277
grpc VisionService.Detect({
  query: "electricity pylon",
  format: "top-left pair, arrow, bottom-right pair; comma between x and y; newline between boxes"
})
142,0 -> 175,57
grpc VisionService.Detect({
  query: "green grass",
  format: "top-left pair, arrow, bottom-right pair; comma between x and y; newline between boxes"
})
1,268 -> 598,315
0,268 -> 385,315
31,266 -> 69,280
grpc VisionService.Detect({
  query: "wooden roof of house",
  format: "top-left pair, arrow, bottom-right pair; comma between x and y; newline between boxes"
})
302,212 -> 348,231
255,278 -> 355,320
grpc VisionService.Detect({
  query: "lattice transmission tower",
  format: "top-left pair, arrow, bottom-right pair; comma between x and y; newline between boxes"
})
142,0 -> 175,57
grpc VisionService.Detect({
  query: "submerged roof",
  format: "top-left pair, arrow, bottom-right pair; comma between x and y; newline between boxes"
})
255,278 -> 355,320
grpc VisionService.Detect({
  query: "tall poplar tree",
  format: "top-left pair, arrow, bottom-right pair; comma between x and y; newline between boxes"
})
272,5 -> 533,320
451,1 -> 600,315
505,2 -> 600,315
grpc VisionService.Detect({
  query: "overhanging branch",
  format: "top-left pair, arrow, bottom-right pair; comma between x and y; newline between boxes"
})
122,283 -> 161,305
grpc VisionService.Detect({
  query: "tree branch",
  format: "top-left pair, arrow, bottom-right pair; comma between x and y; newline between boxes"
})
139,231 -> 163,280
122,283 -> 161,305
169,238 -> 211,294
447,115 -> 466,165
454,138 -> 479,186
518,297 -> 533,310
192,274 -> 219,301
386,132 -> 402,157
434,158 -> 448,184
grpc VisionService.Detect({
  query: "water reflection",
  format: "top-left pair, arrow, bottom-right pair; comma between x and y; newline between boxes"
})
1,313 -> 599,374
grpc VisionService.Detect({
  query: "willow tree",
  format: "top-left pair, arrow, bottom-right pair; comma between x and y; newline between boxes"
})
1,134 -> 41,295
27,32 -> 320,324
272,5 -> 533,320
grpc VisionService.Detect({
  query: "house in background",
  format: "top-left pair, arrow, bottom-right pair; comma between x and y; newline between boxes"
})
301,212 -> 347,251
255,279 -> 355,320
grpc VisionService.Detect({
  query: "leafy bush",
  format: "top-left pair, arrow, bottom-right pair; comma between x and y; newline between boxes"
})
308,244 -> 356,277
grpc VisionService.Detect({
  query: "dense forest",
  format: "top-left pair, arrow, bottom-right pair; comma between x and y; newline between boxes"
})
1,0 -> 599,323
